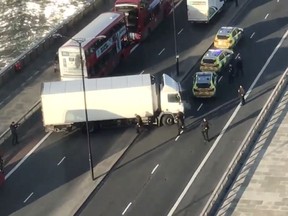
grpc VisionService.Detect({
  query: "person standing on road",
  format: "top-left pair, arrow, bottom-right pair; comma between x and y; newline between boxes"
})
238,85 -> 246,105
235,0 -> 239,7
135,114 -> 143,134
10,122 -> 19,145
0,155 -> 3,172
201,118 -> 210,142
235,54 -> 244,77
176,111 -> 185,136
228,64 -> 235,83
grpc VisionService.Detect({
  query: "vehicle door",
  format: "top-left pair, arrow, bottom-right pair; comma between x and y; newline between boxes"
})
218,53 -> 225,68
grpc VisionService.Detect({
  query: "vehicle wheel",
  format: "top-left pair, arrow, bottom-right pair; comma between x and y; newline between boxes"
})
161,114 -> 174,126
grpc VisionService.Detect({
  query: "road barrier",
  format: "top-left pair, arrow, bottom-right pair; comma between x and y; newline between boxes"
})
0,0 -> 103,87
200,68 -> 288,216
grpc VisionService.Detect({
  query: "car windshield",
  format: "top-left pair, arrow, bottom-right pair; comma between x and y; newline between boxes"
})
196,74 -> 212,88
196,83 -> 211,88
202,59 -> 215,64
217,35 -> 229,39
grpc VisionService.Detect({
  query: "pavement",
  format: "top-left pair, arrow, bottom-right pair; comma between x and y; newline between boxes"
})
216,85 -> 288,216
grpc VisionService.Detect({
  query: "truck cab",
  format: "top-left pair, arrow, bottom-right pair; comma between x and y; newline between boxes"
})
159,74 -> 184,125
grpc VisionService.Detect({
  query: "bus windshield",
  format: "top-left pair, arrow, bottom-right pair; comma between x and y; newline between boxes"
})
115,5 -> 138,32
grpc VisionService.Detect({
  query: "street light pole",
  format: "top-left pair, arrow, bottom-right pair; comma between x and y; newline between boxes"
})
76,39 -> 95,181
172,1 -> 180,76
53,33 -> 95,181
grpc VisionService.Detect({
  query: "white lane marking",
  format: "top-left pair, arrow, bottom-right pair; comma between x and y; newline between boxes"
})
151,164 -> 159,174
197,103 -> 203,111
175,136 -> 180,141
122,202 -> 132,215
21,82 -> 26,87
264,13 -> 269,19
167,29 -> 288,216
27,76 -> 32,82
23,192 -> 34,203
5,132 -> 53,180
177,28 -> 184,35
158,48 -> 165,55
250,32 -> 255,39
235,53 -> 240,59
218,76 -> 223,83
34,70 -> 40,75
130,44 -> 139,53
277,0 -> 279,2
57,156 -> 66,166
140,70 -> 145,74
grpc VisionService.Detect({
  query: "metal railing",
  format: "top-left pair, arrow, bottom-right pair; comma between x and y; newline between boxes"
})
0,100 -> 41,146
0,0 -> 102,87
201,68 -> 288,216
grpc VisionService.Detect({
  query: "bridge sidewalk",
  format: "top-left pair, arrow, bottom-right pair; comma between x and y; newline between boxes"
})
216,86 -> 288,216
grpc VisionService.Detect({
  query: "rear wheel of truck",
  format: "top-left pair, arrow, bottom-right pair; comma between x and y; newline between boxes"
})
162,114 -> 174,126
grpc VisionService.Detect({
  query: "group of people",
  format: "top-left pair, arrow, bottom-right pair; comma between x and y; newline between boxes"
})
228,54 -> 244,84
135,112 -> 212,142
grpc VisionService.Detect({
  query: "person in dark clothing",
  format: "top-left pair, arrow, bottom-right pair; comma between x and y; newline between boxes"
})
201,118 -> 210,142
238,85 -> 246,105
0,156 -> 3,172
235,55 -> 244,77
135,114 -> 143,134
10,122 -> 19,145
235,0 -> 238,7
176,111 -> 185,135
228,63 -> 235,83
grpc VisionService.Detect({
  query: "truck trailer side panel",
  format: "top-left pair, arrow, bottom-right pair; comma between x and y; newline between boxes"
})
41,75 -> 156,126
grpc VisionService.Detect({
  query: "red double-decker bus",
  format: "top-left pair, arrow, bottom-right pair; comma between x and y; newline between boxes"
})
58,12 -> 131,80
114,0 -> 173,41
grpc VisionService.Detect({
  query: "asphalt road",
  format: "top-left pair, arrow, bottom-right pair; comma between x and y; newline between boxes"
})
76,0 -> 288,216
0,0 -> 287,216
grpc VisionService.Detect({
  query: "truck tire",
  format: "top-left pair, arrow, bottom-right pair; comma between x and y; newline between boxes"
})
162,114 -> 174,126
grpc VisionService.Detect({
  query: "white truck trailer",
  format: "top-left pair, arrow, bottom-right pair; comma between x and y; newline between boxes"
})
41,74 -> 184,132
187,0 -> 225,23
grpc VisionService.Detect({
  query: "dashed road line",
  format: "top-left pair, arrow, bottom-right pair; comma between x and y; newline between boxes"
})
264,13 -> 269,19
151,164 -> 159,174
158,48 -> 165,55
175,136 -> 180,141
57,156 -> 66,166
130,44 -> 139,53
218,76 -> 223,82
197,103 -> 203,111
177,28 -> 184,35
5,131 -> 53,180
23,192 -> 34,203
122,202 -> 132,215
140,70 -> 145,74
250,32 -> 255,39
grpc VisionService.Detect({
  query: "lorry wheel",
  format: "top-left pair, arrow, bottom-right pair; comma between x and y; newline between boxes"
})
162,115 -> 174,126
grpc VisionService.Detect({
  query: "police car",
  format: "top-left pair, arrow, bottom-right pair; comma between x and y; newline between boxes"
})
200,49 -> 234,72
192,72 -> 218,98
214,26 -> 244,49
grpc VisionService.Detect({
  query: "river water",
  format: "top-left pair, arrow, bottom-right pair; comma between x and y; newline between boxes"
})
0,0 -> 91,70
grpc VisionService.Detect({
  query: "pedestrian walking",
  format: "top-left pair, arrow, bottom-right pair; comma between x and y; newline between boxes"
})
54,62 -> 58,73
228,64 -> 235,83
238,85 -> 246,105
176,111 -> 185,135
135,114 -> 143,134
235,0 -> 239,7
201,118 -> 210,142
10,121 -> 19,145
235,54 -> 244,77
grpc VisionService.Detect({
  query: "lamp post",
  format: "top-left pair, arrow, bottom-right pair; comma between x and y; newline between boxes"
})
53,34 -> 105,180
172,1 -> 180,76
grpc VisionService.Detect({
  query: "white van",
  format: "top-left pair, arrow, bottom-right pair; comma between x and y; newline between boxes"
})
187,0 -> 225,23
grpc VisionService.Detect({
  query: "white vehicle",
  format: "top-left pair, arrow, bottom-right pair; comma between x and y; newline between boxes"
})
41,74 -> 184,132
187,0 -> 225,23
